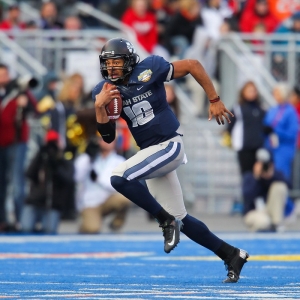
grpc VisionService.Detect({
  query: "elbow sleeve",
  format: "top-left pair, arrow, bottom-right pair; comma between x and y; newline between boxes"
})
97,121 -> 116,143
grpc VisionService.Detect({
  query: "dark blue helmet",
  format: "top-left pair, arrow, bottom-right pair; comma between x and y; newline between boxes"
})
99,37 -> 140,84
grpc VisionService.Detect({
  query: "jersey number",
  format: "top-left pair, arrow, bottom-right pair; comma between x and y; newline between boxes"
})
123,101 -> 154,127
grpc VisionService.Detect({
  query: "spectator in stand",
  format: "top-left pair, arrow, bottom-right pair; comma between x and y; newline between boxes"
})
55,73 -> 89,218
74,137 -> 131,233
263,83 -> 298,181
64,15 -> 83,33
276,11 -> 300,34
185,0 -> 233,117
21,130 -> 74,234
0,63 -> 37,232
121,0 -> 158,54
225,81 -> 266,176
0,4 -> 26,31
38,1 -> 63,30
164,0 -> 203,59
37,1 -> 63,70
34,71 -> 60,103
201,0 -> 234,41
150,0 -> 178,48
239,0 -> 279,33
272,11 -> 300,81
58,73 -> 85,115
45,73 -> 85,152
34,71 -> 67,149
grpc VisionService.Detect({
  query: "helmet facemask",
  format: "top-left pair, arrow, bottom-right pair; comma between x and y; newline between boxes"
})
100,54 -> 133,84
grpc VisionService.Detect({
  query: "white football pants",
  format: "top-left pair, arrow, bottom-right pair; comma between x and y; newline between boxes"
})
112,135 -> 188,220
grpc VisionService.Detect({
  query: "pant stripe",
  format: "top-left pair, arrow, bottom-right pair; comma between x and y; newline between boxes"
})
123,142 -> 181,180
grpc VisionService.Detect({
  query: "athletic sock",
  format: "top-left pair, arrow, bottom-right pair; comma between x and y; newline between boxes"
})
111,175 -> 163,216
214,241 -> 236,260
154,208 -> 175,225
181,214 -> 223,252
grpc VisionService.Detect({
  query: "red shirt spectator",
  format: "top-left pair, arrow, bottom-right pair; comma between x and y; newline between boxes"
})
121,0 -> 158,53
0,64 -> 37,147
239,0 -> 280,33
0,5 -> 26,30
0,89 -> 37,147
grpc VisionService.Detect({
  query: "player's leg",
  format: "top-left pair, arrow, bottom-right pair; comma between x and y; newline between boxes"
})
110,136 -> 186,253
111,135 -> 249,281
147,170 -> 249,282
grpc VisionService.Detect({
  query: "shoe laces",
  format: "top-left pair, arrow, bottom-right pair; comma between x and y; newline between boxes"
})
223,250 -> 237,273
159,219 -> 175,240
224,259 -> 232,272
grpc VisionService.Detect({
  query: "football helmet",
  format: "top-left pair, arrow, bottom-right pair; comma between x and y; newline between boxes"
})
99,37 -> 140,84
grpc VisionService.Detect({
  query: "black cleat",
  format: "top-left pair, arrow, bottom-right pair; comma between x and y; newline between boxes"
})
159,218 -> 183,254
223,248 -> 249,283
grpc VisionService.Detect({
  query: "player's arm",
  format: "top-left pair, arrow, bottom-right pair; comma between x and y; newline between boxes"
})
94,82 -> 119,143
171,59 -> 234,125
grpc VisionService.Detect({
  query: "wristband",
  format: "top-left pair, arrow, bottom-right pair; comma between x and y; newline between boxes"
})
209,96 -> 220,103
97,121 -> 116,143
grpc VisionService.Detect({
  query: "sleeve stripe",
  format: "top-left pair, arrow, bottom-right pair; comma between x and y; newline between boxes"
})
166,64 -> 173,82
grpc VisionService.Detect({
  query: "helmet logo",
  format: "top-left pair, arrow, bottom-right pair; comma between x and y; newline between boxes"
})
138,69 -> 152,82
126,42 -> 135,53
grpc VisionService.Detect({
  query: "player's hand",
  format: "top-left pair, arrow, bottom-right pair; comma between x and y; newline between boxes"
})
95,82 -> 120,109
208,100 -> 234,125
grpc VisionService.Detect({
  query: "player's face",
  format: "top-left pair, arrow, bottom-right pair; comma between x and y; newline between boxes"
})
105,58 -> 125,80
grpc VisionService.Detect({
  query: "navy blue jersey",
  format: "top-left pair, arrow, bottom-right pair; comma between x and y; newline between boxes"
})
92,55 -> 180,149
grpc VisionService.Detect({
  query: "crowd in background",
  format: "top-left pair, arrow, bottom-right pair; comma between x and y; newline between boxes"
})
0,0 -> 300,234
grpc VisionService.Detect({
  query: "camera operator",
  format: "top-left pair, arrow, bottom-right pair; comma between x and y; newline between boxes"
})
74,136 -> 131,234
242,148 -> 294,232
0,63 -> 38,232
20,130 -> 74,234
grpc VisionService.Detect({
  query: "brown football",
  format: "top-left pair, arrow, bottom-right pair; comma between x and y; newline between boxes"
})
105,95 -> 122,121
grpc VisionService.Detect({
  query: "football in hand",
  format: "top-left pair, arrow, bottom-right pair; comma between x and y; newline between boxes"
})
105,86 -> 122,121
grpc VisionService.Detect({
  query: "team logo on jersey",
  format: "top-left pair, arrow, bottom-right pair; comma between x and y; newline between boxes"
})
138,69 -> 153,82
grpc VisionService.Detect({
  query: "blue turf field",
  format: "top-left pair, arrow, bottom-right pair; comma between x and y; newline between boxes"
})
0,233 -> 300,299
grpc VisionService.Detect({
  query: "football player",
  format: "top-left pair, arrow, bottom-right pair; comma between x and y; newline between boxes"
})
93,37 -> 249,283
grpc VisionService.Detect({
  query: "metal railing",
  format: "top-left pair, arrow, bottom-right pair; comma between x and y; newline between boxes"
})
218,33 -> 300,110
0,31 -> 47,77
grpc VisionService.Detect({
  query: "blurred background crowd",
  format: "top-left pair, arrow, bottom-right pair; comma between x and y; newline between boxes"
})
0,0 -> 300,234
